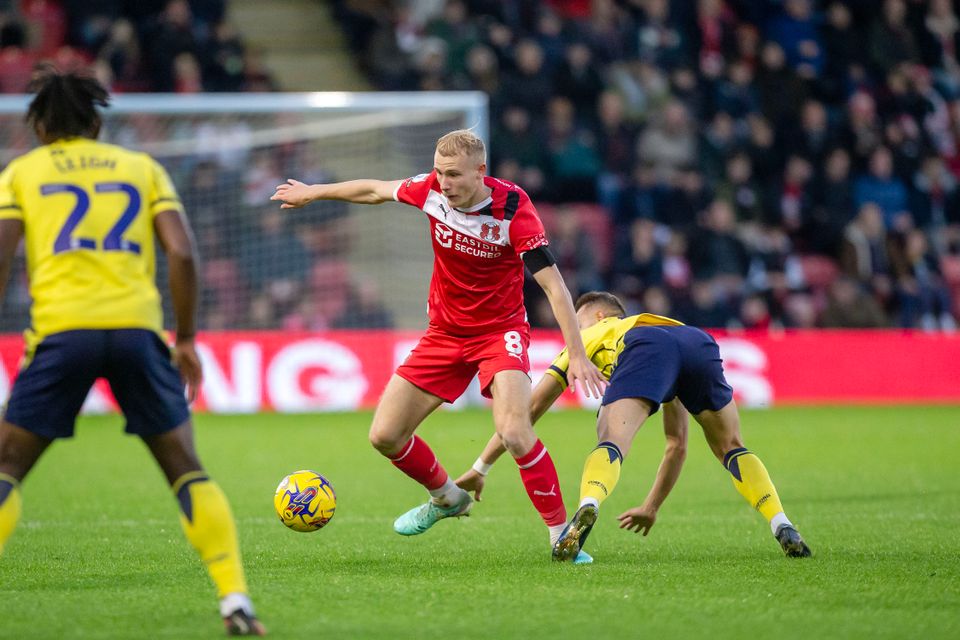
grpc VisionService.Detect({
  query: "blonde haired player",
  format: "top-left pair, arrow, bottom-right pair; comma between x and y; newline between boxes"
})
272,129 -> 605,558
0,69 -> 264,635
456,291 -> 812,561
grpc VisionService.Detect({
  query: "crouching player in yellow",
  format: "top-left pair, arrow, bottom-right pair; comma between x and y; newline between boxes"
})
0,68 -> 265,635
456,291 -> 811,561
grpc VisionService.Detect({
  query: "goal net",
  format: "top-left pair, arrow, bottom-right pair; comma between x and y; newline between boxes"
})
0,92 -> 488,336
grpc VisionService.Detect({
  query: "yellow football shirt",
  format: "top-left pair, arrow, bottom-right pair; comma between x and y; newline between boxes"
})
0,137 -> 184,347
546,313 -> 684,390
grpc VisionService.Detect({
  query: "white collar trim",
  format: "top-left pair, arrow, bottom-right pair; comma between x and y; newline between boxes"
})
453,195 -> 493,213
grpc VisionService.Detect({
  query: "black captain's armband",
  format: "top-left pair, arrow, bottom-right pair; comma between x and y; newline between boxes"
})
522,246 -> 556,273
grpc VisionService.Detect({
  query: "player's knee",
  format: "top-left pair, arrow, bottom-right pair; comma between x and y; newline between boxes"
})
496,418 -> 535,456
368,427 -> 404,456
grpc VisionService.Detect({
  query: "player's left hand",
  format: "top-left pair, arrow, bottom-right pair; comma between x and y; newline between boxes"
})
617,505 -> 657,536
173,338 -> 203,403
567,354 -> 607,399
454,468 -> 486,501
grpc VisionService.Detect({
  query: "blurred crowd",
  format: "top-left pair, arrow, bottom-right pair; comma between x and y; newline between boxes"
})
333,0 -> 960,331
0,0 -> 275,93
0,118 -> 394,333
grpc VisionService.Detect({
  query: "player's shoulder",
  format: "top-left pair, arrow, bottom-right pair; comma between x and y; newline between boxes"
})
486,175 -> 530,199
395,170 -> 440,205
2,146 -> 55,180
7,145 -> 46,169
598,315 -> 628,332
486,175 -> 535,219
402,170 -> 439,189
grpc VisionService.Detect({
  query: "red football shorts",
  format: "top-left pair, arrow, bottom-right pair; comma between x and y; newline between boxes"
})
396,325 -> 531,402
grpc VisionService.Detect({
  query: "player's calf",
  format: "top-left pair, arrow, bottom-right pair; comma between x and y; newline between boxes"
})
0,472 -> 21,556
0,422 -> 51,557
722,446 -> 811,557
514,439 -> 567,530
170,471 -> 265,631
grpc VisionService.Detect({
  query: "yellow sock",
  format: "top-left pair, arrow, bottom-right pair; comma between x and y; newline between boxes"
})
173,472 -> 248,598
0,472 -> 22,556
579,442 -> 623,507
723,448 -> 785,522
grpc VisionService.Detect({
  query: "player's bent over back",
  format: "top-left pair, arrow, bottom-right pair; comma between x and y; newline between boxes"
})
0,68 -> 265,636
457,291 -> 811,562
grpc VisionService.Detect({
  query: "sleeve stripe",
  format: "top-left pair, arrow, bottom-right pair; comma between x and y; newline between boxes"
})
548,364 -> 568,382
503,191 -> 520,220
0,205 -> 21,211
151,197 -> 181,206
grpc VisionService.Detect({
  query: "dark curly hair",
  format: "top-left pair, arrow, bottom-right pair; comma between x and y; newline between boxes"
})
26,65 -> 110,144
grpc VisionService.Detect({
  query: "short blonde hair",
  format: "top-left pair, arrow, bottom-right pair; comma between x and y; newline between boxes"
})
435,129 -> 486,163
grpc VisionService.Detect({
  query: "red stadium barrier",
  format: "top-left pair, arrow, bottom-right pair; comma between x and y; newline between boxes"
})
0,330 -> 956,412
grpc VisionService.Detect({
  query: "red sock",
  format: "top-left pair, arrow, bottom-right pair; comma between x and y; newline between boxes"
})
514,439 -> 566,526
388,435 -> 449,491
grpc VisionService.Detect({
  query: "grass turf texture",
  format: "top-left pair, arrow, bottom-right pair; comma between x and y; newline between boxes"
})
1,406 -> 958,639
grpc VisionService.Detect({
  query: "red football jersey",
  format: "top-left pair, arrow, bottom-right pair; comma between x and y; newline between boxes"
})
393,171 -> 549,336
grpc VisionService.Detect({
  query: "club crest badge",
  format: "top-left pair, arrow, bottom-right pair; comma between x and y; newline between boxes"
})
480,222 -> 501,242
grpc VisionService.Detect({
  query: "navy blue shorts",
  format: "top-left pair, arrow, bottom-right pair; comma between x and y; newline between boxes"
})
4,329 -> 190,439
602,325 -> 734,415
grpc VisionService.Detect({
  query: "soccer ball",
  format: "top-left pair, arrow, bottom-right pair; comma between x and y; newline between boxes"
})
273,470 -> 337,532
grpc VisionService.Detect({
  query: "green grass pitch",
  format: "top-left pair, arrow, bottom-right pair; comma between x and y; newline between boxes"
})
1,406 -> 958,639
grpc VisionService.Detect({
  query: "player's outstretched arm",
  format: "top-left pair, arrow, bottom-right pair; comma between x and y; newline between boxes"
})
155,209 -> 203,403
455,375 -> 565,500
271,178 -> 403,208
532,265 -> 606,398
618,399 -> 689,535
0,220 -> 23,301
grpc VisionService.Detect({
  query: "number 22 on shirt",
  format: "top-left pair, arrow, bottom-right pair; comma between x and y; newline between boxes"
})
40,181 -> 142,254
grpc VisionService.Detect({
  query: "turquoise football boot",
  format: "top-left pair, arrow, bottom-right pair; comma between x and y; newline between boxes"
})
573,550 -> 593,565
393,491 -> 473,536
